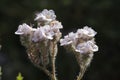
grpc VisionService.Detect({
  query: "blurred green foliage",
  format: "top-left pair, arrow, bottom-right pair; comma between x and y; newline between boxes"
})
0,0 -> 120,80
16,73 -> 23,80
0,66 -> 2,76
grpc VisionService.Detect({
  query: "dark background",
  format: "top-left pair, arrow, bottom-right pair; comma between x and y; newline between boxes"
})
0,0 -> 120,80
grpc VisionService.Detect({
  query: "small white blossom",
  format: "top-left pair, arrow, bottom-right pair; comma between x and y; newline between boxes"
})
86,40 -> 98,52
77,26 -> 97,39
83,26 -> 97,37
15,23 -> 34,35
50,21 -> 63,29
75,41 -> 98,54
32,25 -> 55,42
43,25 -> 54,39
50,21 -> 63,38
60,36 -> 72,46
60,32 -> 77,46
34,9 -> 56,22
60,26 -> 98,54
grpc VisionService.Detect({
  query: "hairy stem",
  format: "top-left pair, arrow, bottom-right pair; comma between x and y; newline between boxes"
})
50,41 -> 57,80
73,52 -> 87,80
52,56 -> 57,80
35,65 -> 54,80
76,66 -> 87,80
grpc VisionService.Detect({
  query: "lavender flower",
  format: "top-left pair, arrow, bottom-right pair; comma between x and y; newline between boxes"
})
15,9 -> 99,80
60,26 -> 98,54
76,26 -> 97,39
15,23 -> 34,35
32,21 -> 63,42
32,25 -> 54,42
34,9 -> 56,22
60,32 -> 77,46
75,40 -> 98,54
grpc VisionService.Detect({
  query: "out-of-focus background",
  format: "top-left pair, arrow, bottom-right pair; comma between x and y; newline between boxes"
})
0,0 -> 120,80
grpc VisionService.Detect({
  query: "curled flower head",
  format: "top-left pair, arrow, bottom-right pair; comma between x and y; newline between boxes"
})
34,9 -> 56,22
32,21 -> 63,42
60,26 -> 98,54
15,23 -> 34,35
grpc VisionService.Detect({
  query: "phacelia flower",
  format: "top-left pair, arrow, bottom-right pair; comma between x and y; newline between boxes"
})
60,32 -> 77,46
34,9 -> 56,22
32,21 -> 63,42
15,23 -> 34,35
32,25 -> 54,42
60,26 -> 98,54
50,21 -> 63,38
75,40 -> 98,53
50,21 -> 63,30
76,26 -> 97,39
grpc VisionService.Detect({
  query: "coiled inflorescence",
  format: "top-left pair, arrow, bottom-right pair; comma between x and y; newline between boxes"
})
15,9 -> 63,67
15,9 -> 99,80
60,26 -> 98,54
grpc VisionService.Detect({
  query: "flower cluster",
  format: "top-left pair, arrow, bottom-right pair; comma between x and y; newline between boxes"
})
60,26 -> 98,54
15,9 -> 63,67
35,9 -> 56,22
15,10 -> 62,42
60,26 -> 98,80
15,9 -> 99,80
32,21 -> 63,42
15,23 -> 35,35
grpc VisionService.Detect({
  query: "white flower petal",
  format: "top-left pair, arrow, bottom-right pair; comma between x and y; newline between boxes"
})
83,26 -> 97,37
15,23 -> 32,35
75,42 -> 89,54
60,32 -> 77,46
75,40 -> 98,54
87,41 -> 98,52
32,25 -> 56,42
34,9 -> 56,22
76,26 -> 97,39
60,39 -> 72,46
